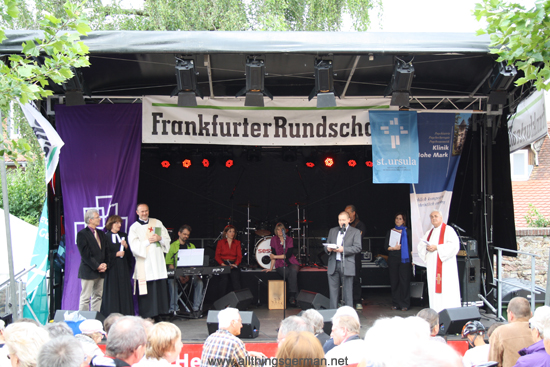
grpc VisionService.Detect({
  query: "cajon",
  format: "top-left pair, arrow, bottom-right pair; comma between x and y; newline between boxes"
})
268,280 -> 286,309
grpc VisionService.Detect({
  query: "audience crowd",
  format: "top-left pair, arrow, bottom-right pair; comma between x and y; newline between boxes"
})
5,296 -> 550,367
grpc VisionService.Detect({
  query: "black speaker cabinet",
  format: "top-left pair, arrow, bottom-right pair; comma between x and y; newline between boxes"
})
213,288 -> 253,311
457,258 -> 481,304
206,310 -> 260,338
296,290 -> 330,310
53,310 -> 105,323
298,308 -> 336,335
438,306 -> 481,335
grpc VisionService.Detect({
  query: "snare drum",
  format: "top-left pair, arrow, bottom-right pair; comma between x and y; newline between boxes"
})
254,236 -> 273,269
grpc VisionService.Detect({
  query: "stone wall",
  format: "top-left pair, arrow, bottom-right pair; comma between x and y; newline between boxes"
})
500,228 -> 550,286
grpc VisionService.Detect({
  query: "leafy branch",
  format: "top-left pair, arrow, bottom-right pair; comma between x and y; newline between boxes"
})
474,0 -> 550,91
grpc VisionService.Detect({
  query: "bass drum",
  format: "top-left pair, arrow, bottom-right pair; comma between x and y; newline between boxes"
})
255,236 -> 272,269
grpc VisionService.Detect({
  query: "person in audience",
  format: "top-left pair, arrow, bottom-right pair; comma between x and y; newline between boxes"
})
89,316 -> 147,367
76,319 -> 105,360
200,308 -> 265,367
301,309 -> 330,346
361,316 -> 462,367
133,322 -> 183,367
37,336 -> 87,367
44,322 -> 74,339
513,305 -> 550,367
277,316 -> 313,347
323,305 -> 360,353
0,320 -> 7,367
0,319 -> 5,347
275,331 -> 325,367
103,313 -> 123,336
325,315 -> 362,366
489,297 -> 533,367
4,322 -> 50,367
461,321 -> 489,367
417,308 -> 446,343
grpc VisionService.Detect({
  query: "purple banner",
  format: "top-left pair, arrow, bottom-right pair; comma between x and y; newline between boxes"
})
56,104 -> 141,310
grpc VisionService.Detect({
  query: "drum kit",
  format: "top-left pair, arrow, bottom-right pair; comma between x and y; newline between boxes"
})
221,201 -> 313,268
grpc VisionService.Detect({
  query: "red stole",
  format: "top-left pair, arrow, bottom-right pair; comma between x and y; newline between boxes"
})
426,223 -> 446,294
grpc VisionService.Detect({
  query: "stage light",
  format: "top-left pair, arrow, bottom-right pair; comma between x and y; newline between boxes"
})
225,159 -> 234,168
384,58 -> 414,107
236,57 -> 273,107
161,160 -> 170,168
202,158 -> 210,168
309,59 -> 337,108
306,162 -> 315,168
348,159 -> 357,167
365,161 -> 373,167
171,58 -> 203,107
324,157 -> 334,167
182,159 -> 192,168
488,61 -> 517,105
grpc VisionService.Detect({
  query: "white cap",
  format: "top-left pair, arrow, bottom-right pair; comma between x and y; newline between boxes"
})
79,319 -> 106,335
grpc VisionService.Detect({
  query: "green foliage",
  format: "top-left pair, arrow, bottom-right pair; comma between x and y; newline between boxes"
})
524,203 -> 550,227
0,161 -> 46,226
474,0 -> 550,91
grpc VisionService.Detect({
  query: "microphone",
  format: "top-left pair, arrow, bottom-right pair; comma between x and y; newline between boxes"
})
340,224 -> 346,235
450,223 -> 466,233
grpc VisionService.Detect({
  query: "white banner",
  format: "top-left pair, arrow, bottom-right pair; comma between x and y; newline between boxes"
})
508,90 -> 547,153
19,102 -> 65,183
142,96 -> 392,146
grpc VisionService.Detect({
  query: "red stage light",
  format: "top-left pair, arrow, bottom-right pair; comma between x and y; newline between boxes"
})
161,160 -> 170,168
366,161 -> 373,167
306,162 -> 315,168
324,157 -> 334,167
225,159 -> 234,168
182,159 -> 192,168
348,159 -> 357,167
202,159 -> 210,168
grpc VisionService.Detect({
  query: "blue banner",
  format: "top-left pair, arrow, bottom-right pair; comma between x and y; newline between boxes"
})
24,201 -> 49,324
410,112 -> 471,265
370,111 -> 419,184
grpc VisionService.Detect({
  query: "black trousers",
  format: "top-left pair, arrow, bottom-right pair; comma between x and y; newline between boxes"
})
388,257 -> 412,309
353,252 -> 362,303
275,264 -> 300,295
218,267 -> 242,296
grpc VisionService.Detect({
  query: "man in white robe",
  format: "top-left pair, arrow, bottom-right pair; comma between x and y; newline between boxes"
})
417,210 -> 461,313
129,203 -> 171,318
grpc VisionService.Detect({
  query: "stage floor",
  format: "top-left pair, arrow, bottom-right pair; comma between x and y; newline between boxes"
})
171,287 -> 484,344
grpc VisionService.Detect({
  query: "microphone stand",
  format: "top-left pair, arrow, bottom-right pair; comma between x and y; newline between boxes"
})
282,232 -> 287,319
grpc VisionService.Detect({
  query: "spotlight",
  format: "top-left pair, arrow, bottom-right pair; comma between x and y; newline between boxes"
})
305,161 -> 315,168
171,58 -> 203,107
384,58 -> 414,107
488,61 -> 517,105
365,161 -> 373,167
324,157 -> 334,167
202,158 -> 210,168
225,159 -> 234,168
309,59 -> 338,108
236,57 -> 273,107
161,160 -> 170,168
348,159 -> 357,167
182,159 -> 192,168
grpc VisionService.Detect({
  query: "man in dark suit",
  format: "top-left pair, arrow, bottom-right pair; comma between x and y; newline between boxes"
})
77,209 -> 108,312
325,211 -> 362,309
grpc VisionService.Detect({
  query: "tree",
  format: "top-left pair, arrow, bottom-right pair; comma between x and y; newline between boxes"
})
474,0 -> 550,91
9,0 -> 382,32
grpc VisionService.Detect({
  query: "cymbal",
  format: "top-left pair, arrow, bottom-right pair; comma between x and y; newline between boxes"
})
238,202 -> 259,208
218,217 -> 238,222
289,202 -> 306,206
296,219 -> 313,223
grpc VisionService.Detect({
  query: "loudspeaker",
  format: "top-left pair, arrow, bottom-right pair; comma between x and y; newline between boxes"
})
53,310 -> 105,323
206,310 -> 260,338
410,282 -> 425,299
213,288 -> 253,311
438,306 -> 481,335
296,290 -> 330,310
457,258 -> 481,304
298,308 -> 336,335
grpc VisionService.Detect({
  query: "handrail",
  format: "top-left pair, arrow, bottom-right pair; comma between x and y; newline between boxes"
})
494,246 -> 539,318
0,265 -> 36,290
